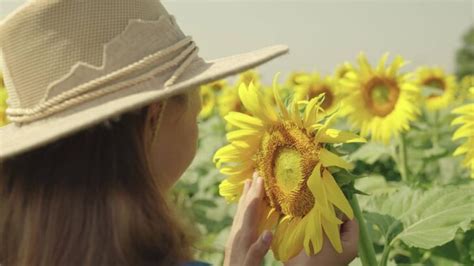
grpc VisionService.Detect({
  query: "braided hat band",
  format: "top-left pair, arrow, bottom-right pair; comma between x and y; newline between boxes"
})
6,37 -> 198,124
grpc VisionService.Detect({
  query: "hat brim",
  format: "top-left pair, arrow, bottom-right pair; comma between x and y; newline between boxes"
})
0,45 -> 289,159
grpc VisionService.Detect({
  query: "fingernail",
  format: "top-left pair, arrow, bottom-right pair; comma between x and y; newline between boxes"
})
261,230 -> 273,245
256,176 -> 263,185
245,179 -> 251,187
252,172 -> 259,179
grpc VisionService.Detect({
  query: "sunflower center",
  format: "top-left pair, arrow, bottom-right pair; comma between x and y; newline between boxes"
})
255,122 -> 318,217
309,86 -> 333,110
274,148 -> 304,193
371,84 -> 390,105
363,77 -> 400,117
424,77 -> 445,98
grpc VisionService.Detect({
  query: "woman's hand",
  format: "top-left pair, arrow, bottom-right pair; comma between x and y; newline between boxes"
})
284,218 -> 359,266
224,176 -> 273,266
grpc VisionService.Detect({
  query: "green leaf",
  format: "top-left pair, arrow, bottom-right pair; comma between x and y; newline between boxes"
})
365,185 -> 474,249
350,142 -> 392,164
331,167 -> 358,186
364,212 -> 403,245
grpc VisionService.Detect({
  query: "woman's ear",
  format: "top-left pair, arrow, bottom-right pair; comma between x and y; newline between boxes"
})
144,102 -> 165,148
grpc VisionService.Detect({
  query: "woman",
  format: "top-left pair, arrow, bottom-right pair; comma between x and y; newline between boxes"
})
0,0 -> 358,265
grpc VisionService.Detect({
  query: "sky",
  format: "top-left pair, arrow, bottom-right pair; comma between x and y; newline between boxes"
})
1,0 -> 473,82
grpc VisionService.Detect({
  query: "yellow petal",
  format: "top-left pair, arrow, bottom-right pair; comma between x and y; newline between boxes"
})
453,125 -> 474,140
273,73 -> 290,119
454,145 -> 468,156
376,53 -> 389,73
387,55 -> 406,77
279,217 -> 305,262
303,208 -> 323,255
357,52 -> 372,79
316,128 -> 366,144
304,95 -> 324,128
307,164 -> 342,224
224,111 -> 264,130
321,206 -> 343,253
219,179 -> 246,202
219,162 -> 253,175
227,129 -> 261,141
238,82 -> 277,123
272,216 -> 291,260
322,170 -> 354,219
320,148 -> 354,169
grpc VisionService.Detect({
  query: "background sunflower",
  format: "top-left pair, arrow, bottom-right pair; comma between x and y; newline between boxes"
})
340,53 -> 420,144
199,85 -> 217,119
416,66 -> 458,111
293,72 -> 342,115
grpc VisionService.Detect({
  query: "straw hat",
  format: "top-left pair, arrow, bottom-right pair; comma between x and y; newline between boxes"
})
0,0 -> 288,159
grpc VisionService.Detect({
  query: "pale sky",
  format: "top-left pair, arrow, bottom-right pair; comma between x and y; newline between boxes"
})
1,0 -> 473,82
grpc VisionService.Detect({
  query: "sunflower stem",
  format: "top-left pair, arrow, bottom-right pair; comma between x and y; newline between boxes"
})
432,110 -> 440,147
350,195 -> 378,266
380,242 -> 391,266
398,133 -> 409,183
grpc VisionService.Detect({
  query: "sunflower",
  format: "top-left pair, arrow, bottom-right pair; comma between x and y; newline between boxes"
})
213,81 -> 365,261
452,103 -> 474,178
216,70 -> 261,119
0,72 -> 8,127
198,85 -> 216,119
416,67 -> 458,110
334,62 -> 354,79
237,69 -> 261,88
285,71 -> 309,87
460,75 -> 474,100
217,85 -> 245,118
206,79 -> 229,92
339,53 -> 420,143
293,72 -> 341,114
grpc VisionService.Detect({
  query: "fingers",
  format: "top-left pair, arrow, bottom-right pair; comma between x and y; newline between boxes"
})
241,176 -> 264,229
225,174 -> 270,266
243,179 -> 252,196
244,230 -> 273,266
341,218 -> 359,242
341,218 -> 359,261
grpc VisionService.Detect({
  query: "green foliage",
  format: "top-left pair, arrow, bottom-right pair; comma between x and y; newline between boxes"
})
456,26 -> 474,79
363,185 -> 474,265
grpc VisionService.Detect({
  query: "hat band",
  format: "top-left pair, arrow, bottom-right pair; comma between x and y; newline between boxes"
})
6,37 -> 199,124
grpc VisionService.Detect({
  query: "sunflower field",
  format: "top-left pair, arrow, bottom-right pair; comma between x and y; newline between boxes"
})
1,34 -> 474,266
172,54 -> 474,264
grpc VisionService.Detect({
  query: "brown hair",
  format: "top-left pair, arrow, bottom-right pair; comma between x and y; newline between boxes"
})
0,103 -> 193,266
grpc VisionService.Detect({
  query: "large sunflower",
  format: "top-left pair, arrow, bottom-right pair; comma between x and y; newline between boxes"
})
452,102 -> 474,179
416,67 -> 458,110
340,53 -> 420,143
213,81 -> 365,261
293,72 -> 341,114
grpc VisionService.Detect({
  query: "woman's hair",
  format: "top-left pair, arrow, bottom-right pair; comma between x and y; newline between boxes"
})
0,97 -> 193,266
